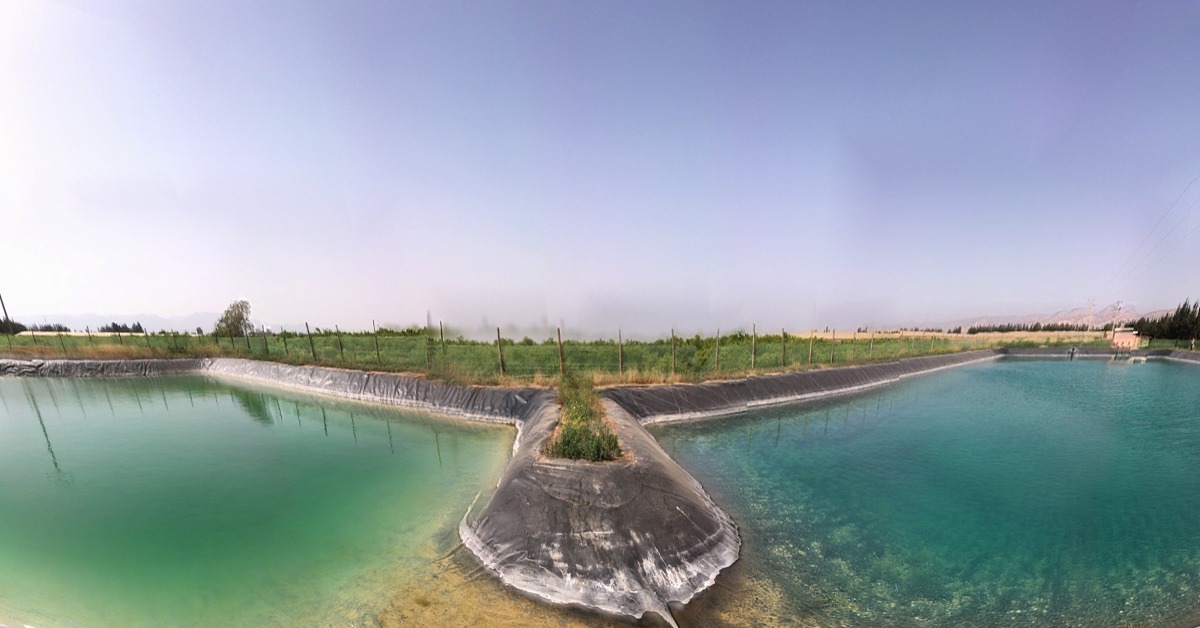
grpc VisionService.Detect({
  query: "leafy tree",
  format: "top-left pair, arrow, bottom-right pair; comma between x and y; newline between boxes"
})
214,300 -> 253,337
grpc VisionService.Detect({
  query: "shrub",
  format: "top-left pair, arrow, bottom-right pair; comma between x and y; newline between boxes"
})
544,370 -> 621,462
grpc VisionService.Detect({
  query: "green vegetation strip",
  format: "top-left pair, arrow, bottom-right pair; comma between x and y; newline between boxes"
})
0,329 -> 1120,385
543,370 -> 621,461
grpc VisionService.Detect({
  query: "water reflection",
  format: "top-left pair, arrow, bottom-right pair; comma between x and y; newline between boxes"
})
229,389 -> 275,426
0,374 -> 518,628
21,380 -> 64,479
4,375 -> 507,499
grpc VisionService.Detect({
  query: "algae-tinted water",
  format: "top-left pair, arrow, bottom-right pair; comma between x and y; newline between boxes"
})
654,359 -> 1200,627
0,376 -> 513,627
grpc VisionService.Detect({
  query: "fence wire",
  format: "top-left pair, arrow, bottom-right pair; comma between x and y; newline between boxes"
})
0,327 -> 1120,381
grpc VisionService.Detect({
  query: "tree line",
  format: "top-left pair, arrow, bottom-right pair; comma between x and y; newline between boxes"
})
1132,300 -> 1199,340
1,320 -> 70,333
0,319 -> 146,334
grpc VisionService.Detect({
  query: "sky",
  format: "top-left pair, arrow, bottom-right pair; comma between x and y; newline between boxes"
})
3,0 -> 1199,337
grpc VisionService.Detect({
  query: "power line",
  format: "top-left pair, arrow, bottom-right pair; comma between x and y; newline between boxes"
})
1109,169 -> 1200,285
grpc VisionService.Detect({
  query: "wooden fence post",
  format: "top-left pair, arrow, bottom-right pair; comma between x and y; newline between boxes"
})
751,324 -> 757,370
439,321 -> 446,355
426,334 -> 433,371
305,322 -> 317,360
244,330 -> 251,352
282,332 -> 289,357
373,320 -> 381,365
671,328 -> 676,376
715,328 -> 720,372
782,328 -> 787,367
808,331 -> 814,364
335,325 -> 345,361
618,329 -> 624,376
870,331 -> 875,358
58,333 -> 68,355
116,329 -> 123,345
496,327 -> 506,376
146,333 -> 154,353
830,330 -> 836,363
262,326 -> 270,356
0,291 -> 10,339
0,292 -> 13,352
557,327 -> 565,375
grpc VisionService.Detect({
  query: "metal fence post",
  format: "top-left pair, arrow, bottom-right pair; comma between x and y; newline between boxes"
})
305,322 -> 317,360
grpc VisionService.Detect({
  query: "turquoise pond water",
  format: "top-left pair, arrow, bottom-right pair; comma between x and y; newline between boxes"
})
654,359 -> 1200,627
0,376 -> 513,627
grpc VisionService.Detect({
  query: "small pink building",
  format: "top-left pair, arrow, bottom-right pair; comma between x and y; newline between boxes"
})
1112,328 -> 1140,350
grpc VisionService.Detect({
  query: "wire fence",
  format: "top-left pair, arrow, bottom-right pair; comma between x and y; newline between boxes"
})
0,325 -> 1118,383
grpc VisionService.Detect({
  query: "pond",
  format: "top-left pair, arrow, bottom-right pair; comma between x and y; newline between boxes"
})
0,376 -> 513,627
655,359 -> 1200,627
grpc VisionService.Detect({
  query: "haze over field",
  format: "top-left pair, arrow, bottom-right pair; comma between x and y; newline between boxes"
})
3,1 -> 1199,336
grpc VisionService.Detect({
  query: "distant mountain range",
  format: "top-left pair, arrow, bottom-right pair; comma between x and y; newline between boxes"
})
945,302 -> 1168,331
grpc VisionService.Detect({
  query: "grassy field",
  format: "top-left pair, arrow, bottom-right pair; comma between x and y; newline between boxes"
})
0,329 -> 1118,385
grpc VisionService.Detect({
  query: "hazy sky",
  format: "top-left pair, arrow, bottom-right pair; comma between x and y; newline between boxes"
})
3,0 -> 1199,336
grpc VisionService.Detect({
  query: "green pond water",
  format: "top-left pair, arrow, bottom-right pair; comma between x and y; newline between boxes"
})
0,376 -> 513,627
654,359 -> 1200,627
